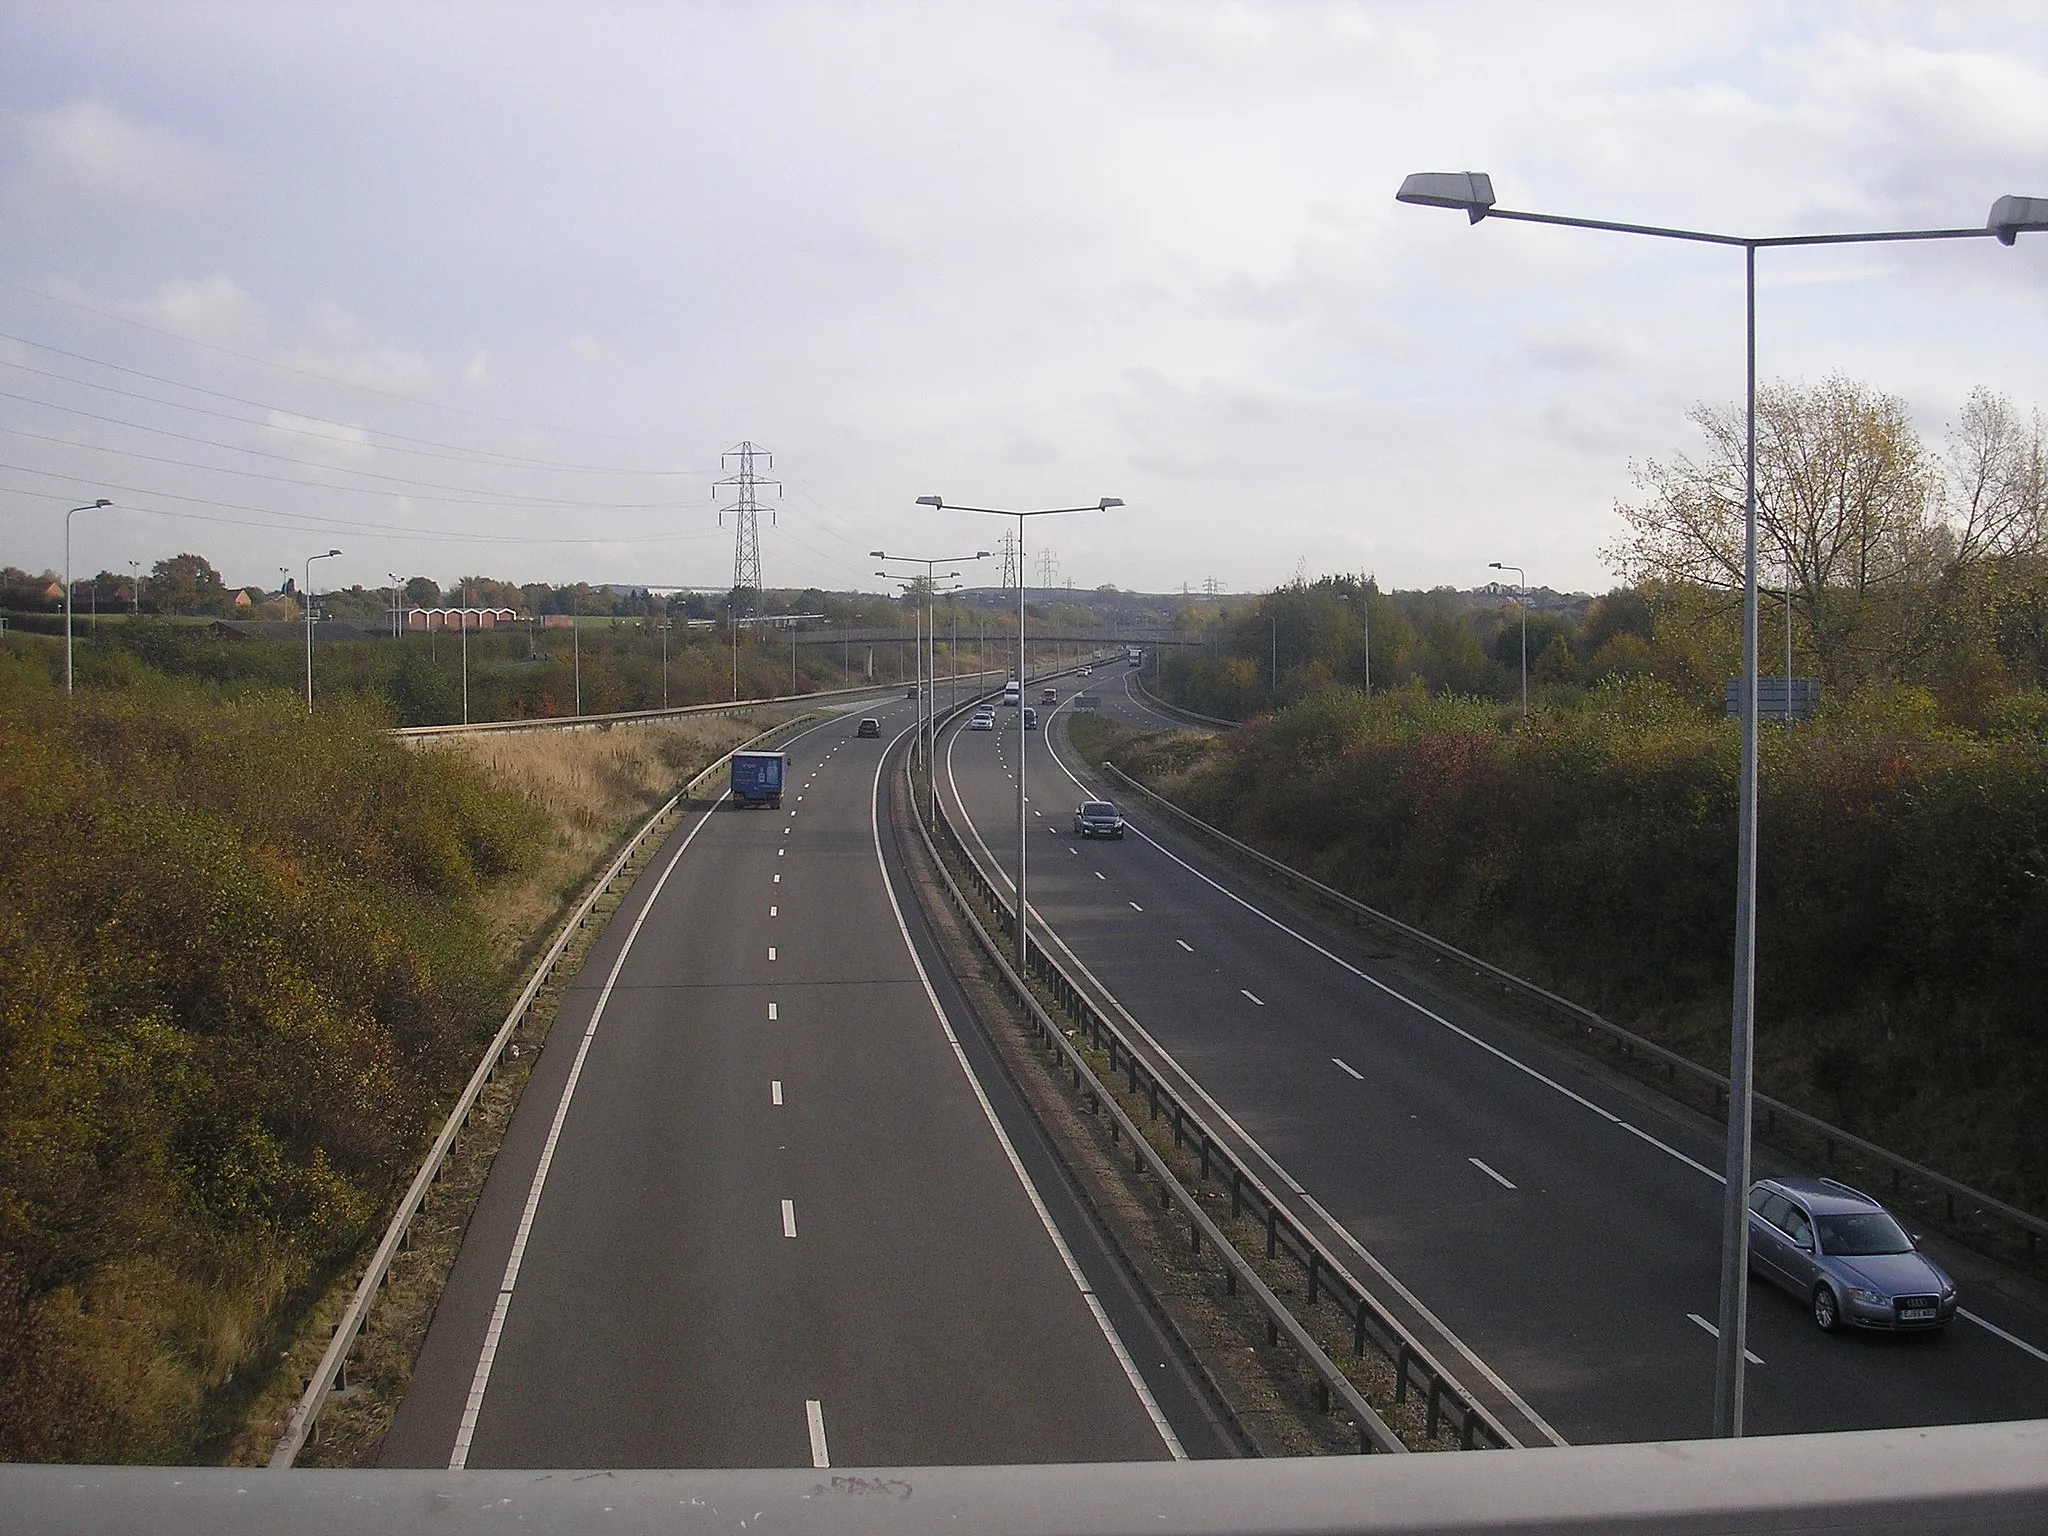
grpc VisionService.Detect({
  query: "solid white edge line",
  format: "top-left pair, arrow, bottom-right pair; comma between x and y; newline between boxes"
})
1011,700 -> 1563,1448
806,1398 -> 829,1468
873,719 -> 1187,1461
1962,1308 -> 2048,1365
1469,1157 -> 1517,1191
448,790 -> 725,1470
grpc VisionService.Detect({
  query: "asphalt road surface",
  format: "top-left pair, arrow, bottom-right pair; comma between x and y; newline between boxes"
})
383,685 -> 1235,1468
935,668 -> 2048,1446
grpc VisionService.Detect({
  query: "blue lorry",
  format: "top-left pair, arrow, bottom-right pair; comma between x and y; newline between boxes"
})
729,750 -> 787,809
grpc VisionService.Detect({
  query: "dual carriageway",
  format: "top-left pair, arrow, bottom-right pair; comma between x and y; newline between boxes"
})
379,665 -> 2048,1468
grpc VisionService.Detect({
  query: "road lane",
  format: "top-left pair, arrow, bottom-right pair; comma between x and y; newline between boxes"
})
384,691 -> 1203,1468
939,680 -> 2048,1444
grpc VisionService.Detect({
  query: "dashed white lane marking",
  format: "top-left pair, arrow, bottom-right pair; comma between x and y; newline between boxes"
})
773,872 -> 781,883
770,905 -> 778,917
1094,871 -> 1106,881
778,848 -> 786,857
1068,847 -> 1079,855
806,1399 -> 830,1468
1469,1157 -> 1517,1190
1242,989 -> 1264,1006
768,946 -> 777,961
1688,1313 -> 1764,1365
768,1002 -> 779,1020
781,1200 -> 798,1239
447,789 -> 725,1471
1333,1057 -> 1363,1080
783,826 -> 791,835
1129,901 -> 1143,911
771,1080 -> 783,1106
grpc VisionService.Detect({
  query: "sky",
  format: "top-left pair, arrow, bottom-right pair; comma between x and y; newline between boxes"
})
2,2 -> 2045,600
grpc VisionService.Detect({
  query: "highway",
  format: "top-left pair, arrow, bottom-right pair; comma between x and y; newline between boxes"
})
937,668 -> 2048,1446
382,685 -> 1235,1468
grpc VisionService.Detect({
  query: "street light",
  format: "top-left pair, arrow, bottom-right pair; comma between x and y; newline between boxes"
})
916,497 -> 1122,972
63,499 -> 111,694
876,549 -> 989,822
460,582 -> 471,726
1488,562 -> 1528,719
304,549 -> 342,711
1400,170 -> 2046,1439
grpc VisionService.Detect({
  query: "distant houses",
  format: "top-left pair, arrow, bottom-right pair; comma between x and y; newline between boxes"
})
405,607 -> 520,632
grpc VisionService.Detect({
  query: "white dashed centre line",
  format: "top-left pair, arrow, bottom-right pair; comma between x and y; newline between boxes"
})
773,872 -> 781,882
781,1200 -> 798,1239
771,1080 -> 783,1106
1095,871 -> 1106,881
1129,901 -> 1143,911
1688,1313 -> 1764,1365
806,1400 -> 830,1468
1241,989 -> 1264,1006
768,946 -> 777,961
768,1002 -> 779,1020
1469,1157 -> 1517,1190
1333,1057 -> 1363,1080
1176,939 -> 1194,952
770,905 -> 778,917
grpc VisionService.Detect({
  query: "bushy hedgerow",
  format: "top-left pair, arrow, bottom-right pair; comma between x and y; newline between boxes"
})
1097,677 -> 2048,1212
0,656 -> 543,1460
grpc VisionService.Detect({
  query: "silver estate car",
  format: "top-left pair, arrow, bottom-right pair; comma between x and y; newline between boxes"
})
1747,1177 -> 1957,1332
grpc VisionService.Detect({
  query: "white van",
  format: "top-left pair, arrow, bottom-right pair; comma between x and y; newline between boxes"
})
1002,679 -> 1021,707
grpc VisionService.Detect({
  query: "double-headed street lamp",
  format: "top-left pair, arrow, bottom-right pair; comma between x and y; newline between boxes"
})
304,549 -> 342,711
64,498 -> 112,694
875,548 -> 989,822
1488,561 -> 1528,719
1400,170 -> 2047,1439
915,497 -> 1122,972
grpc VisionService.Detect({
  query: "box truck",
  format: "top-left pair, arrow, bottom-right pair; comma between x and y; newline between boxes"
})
729,750 -> 787,809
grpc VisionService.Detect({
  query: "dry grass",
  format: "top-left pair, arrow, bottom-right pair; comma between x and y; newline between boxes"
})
419,710 -> 796,961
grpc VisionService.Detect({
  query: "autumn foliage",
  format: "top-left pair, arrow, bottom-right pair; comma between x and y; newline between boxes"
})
0,657 -> 541,1460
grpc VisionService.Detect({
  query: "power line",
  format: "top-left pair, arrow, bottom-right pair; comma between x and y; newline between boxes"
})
7,280 -> 689,449
0,346 -> 706,475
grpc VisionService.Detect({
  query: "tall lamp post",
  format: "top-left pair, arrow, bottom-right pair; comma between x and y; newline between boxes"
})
915,497 -> 1122,972
64,498 -> 112,694
460,582 -> 471,726
304,548 -> 342,711
1488,561 -> 1528,719
874,549 -> 989,821
1398,170 -> 2048,1438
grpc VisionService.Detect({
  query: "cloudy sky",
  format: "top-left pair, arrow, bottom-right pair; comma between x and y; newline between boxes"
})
3,2 -> 2045,600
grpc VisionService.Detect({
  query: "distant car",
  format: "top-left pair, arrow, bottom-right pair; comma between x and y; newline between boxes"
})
905,686 -> 920,699
1080,666 -> 1093,675
1747,1177 -> 1957,1332
856,717 -> 880,738
968,711 -> 995,731
1073,800 -> 1124,839
1022,706 -> 1038,730
1041,686 -> 1058,704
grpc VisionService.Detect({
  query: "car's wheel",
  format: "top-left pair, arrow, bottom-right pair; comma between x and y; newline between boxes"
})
1812,1284 -> 1841,1332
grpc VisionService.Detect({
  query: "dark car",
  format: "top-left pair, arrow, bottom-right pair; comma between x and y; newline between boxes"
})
856,717 -> 880,738
1073,800 -> 1124,839
1022,706 -> 1038,730
1747,1177 -> 1957,1332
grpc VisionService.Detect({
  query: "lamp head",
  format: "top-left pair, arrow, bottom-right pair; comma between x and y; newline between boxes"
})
975,550 -> 990,559
93,498 -> 111,508
1489,561 -> 1503,569
916,496 -> 944,508
1099,497 -> 1124,510
869,550 -> 886,558
1397,171 -> 1497,224
1989,194 -> 2048,246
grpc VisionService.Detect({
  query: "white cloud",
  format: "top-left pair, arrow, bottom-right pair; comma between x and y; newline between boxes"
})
7,99 -> 226,220
125,273 -> 271,350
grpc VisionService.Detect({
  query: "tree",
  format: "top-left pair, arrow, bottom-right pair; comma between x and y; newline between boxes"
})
1938,388 -> 2045,570
148,554 -> 231,616
1605,376 -> 1933,683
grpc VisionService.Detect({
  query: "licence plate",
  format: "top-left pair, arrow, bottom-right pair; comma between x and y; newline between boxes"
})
1901,1307 -> 1937,1321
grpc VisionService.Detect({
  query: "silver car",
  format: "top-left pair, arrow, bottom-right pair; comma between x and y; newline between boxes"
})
1747,1177 -> 1957,1332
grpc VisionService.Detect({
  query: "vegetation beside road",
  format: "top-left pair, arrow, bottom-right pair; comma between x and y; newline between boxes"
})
1072,681 -> 2048,1225
0,654 -> 768,1462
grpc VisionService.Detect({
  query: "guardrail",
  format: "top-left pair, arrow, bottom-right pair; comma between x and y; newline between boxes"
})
393,672 -> 1005,739
906,705 -> 1503,1452
269,710 -> 826,1468
1101,763 -> 2048,1269
1128,669 -> 1242,729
